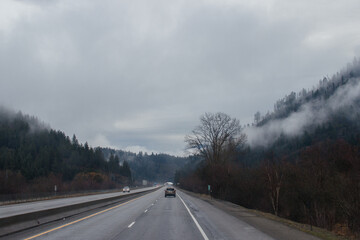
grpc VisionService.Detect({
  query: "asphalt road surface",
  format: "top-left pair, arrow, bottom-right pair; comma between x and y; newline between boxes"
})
2,187 -> 319,240
1,187 -> 155,218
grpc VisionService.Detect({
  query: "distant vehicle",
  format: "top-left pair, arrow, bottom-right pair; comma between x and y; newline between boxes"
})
122,186 -> 130,193
165,187 -> 176,197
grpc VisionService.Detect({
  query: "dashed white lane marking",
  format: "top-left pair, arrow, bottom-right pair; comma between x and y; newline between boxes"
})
144,209 -> 148,213
178,194 -> 209,240
128,221 -> 135,228
151,203 -> 154,206
24,195 -> 146,240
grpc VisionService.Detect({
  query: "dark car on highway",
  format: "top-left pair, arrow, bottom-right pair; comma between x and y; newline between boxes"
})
165,187 -> 176,197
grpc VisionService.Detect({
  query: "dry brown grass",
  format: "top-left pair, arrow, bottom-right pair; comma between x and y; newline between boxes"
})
250,209 -> 353,240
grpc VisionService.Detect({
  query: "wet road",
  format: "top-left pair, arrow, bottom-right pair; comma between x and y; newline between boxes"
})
3,187 -> 276,240
0,187 -> 156,218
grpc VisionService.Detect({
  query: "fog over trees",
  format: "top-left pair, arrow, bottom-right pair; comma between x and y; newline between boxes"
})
1,57 -> 360,237
177,59 -> 360,238
246,57 -> 360,147
0,107 -> 190,196
102,148 -> 189,183
0,110 -> 132,194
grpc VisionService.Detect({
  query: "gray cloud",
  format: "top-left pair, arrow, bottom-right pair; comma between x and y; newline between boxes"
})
0,0 -> 360,155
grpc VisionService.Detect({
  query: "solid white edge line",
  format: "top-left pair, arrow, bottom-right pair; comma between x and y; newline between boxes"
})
128,221 -> 135,228
178,194 -> 209,240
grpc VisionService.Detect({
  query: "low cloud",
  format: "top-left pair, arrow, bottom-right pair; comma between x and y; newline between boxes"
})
245,77 -> 360,147
0,105 -> 49,133
1,1 -> 360,154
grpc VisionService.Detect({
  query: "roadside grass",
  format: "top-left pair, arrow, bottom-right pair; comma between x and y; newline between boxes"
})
251,209 -> 352,240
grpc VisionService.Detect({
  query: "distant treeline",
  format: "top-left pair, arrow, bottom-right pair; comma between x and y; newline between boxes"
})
176,59 -> 360,238
0,110 -> 131,194
102,148 -> 189,183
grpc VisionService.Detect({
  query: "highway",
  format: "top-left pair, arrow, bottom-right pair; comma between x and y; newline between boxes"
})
1,187 -> 320,240
0,187 -> 155,218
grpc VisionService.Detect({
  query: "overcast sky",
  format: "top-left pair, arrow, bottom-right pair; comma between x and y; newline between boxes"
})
1,0 -> 360,155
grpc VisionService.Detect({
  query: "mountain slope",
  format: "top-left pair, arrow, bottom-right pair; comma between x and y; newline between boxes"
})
0,108 -> 131,194
178,58 -> 360,238
245,58 -> 360,152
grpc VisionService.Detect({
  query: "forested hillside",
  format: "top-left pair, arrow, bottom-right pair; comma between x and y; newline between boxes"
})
248,58 -> 360,148
102,148 -> 188,183
0,108 -> 131,194
177,59 -> 360,238
0,106 -> 187,195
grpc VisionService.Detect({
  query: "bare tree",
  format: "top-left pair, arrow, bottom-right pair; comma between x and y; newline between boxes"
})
185,112 -> 246,164
263,153 -> 283,216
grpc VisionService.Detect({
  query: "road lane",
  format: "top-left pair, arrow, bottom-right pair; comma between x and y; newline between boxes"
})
178,194 -> 209,240
17,189 -> 161,240
178,190 -> 274,240
23,195 -> 146,240
179,190 -> 321,240
116,190 -> 204,240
